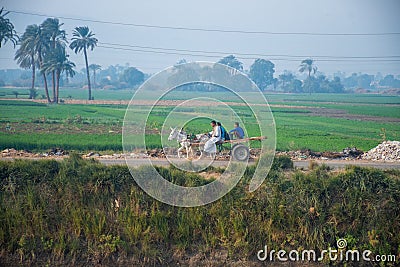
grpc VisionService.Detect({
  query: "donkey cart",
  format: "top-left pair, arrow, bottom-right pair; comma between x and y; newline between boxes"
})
191,136 -> 267,161
167,127 -> 266,161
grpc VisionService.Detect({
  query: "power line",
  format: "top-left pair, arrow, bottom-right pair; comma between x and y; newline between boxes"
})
9,31 -> 400,60
99,42 -> 400,60
11,30 -> 399,60
7,34 -> 400,63
96,44 -> 400,62
8,9 -> 400,36
97,45 -> 222,59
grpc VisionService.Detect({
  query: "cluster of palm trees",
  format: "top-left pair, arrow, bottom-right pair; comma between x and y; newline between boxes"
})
14,18 -> 98,103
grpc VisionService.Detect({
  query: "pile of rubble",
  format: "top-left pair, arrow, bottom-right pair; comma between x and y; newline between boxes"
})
277,147 -> 363,161
83,151 -> 151,159
2,148 -> 34,157
42,148 -> 68,157
361,141 -> 400,162
1,148 -> 68,158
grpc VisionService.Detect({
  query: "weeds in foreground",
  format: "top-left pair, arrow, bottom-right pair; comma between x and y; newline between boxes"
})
0,156 -> 399,266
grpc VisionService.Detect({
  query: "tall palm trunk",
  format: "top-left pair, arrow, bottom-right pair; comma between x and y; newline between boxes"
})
83,47 -> 92,100
52,70 -> 56,102
308,70 -> 312,95
38,52 -> 51,103
29,54 -> 36,99
55,70 -> 60,103
51,39 -> 56,103
43,72 -> 51,102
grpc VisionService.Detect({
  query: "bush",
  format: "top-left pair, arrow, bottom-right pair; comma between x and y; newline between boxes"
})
271,155 -> 294,170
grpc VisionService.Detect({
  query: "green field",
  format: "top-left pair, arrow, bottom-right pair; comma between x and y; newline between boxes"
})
0,88 -> 399,153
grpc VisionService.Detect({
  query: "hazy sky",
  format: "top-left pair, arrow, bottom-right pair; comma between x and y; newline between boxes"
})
1,0 -> 400,76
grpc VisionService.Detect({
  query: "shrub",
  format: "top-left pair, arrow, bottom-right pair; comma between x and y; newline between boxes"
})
271,155 -> 294,170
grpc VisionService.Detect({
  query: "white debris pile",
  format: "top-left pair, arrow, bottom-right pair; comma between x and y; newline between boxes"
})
362,141 -> 400,161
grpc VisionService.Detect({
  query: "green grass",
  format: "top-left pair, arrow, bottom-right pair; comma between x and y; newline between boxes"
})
0,132 -> 123,151
276,114 -> 398,151
0,91 -> 399,152
0,87 -> 136,101
265,92 -> 400,105
3,87 -> 399,103
0,157 -> 399,265
0,100 -> 126,123
319,104 -> 400,118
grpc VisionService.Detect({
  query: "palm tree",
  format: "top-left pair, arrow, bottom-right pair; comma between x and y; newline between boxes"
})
41,46 -> 75,103
299,58 -> 317,79
299,58 -> 317,94
89,64 -> 101,89
0,8 -> 18,48
40,18 -> 67,102
15,25 -> 39,98
14,24 -> 51,102
36,28 -> 51,102
69,26 -> 98,100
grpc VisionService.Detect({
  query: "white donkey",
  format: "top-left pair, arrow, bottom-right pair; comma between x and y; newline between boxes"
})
168,127 -> 193,158
168,128 -> 216,159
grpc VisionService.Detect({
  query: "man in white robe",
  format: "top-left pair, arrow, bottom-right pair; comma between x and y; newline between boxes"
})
204,120 -> 221,154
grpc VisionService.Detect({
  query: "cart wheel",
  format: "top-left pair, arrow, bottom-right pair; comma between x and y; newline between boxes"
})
232,144 -> 249,161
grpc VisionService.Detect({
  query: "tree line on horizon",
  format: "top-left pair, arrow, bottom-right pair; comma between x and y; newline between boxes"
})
1,9 -> 400,99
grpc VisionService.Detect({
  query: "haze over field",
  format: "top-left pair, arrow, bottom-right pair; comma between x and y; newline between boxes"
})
1,0 -> 400,75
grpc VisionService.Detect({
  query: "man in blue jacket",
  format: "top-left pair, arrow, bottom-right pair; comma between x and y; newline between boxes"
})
229,122 -> 244,139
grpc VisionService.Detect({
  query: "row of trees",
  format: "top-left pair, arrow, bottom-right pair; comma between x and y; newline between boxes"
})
217,55 -> 344,93
0,63 -> 147,92
68,64 -> 145,90
222,55 -> 397,93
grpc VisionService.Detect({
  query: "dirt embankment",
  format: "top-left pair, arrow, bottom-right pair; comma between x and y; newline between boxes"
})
2,141 -> 400,169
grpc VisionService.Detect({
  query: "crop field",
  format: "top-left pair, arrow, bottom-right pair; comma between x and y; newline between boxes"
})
0,87 -> 399,153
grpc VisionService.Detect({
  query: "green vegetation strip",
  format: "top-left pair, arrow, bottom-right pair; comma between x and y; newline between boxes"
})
0,93 -> 398,152
0,133 -> 122,151
0,156 -> 399,265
